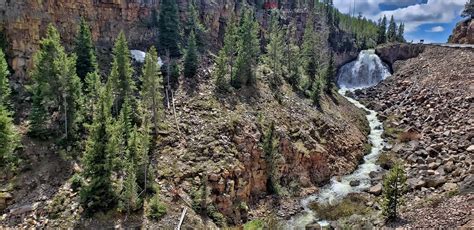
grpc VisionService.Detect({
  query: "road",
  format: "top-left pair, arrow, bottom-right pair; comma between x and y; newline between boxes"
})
427,43 -> 474,49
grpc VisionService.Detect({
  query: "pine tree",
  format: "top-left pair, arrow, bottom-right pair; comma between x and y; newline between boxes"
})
80,87 -> 116,215
397,23 -> 405,43
140,46 -> 164,135
222,17 -> 239,85
311,78 -> 322,107
232,9 -> 260,88
56,51 -> 83,140
377,16 -> 387,44
183,31 -> 198,78
263,13 -> 285,90
0,105 -> 19,173
301,13 -> 320,91
263,122 -> 281,195
285,19 -> 301,89
0,49 -> 19,173
387,16 -> 397,43
462,0 -> 474,18
324,52 -> 335,93
0,48 -> 11,104
84,72 -> 102,121
382,163 -> 407,220
107,31 -> 135,116
185,1 -> 207,50
75,18 -> 98,82
214,49 -> 229,93
29,25 -> 83,140
158,0 -> 181,58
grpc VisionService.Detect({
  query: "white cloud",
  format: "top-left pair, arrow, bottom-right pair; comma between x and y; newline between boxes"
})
426,26 -> 445,32
334,0 -> 465,32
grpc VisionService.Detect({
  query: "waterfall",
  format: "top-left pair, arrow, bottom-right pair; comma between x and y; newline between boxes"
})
286,50 -> 390,229
337,50 -> 391,89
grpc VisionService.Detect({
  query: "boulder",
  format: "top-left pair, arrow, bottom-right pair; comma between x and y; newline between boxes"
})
425,176 -> 447,188
369,183 -> 382,195
460,175 -> 474,194
9,202 -> 40,216
408,178 -> 426,190
350,180 -> 360,187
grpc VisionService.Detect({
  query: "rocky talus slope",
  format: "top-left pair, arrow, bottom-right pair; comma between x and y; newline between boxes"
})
355,45 -> 474,228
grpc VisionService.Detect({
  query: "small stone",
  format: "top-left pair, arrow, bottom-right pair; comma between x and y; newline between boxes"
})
467,145 -> 474,152
369,183 -> 383,195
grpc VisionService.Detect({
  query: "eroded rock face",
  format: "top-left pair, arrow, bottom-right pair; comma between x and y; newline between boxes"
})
448,18 -> 474,44
375,43 -> 425,68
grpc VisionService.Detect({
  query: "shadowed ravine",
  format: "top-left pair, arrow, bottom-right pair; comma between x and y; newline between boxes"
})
286,50 -> 391,229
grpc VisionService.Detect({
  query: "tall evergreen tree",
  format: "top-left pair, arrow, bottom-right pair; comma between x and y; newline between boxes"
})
74,18 -> 98,82
263,13 -> 285,90
377,16 -> 387,44
284,19 -> 301,89
84,72 -> 102,121
462,0 -> 474,18
0,48 -> 19,173
214,49 -> 229,93
29,25 -> 83,140
397,23 -> 405,43
158,0 -> 181,58
387,16 -> 397,42
80,87 -> 116,215
263,122 -> 281,195
185,1 -> 207,50
222,18 -> 239,84
107,31 -> 135,116
382,163 -> 407,220
183,31 -> 198,78
301,13 -> 321,91
232,9 -> 260,88
324,52 -> 335,93
140,46 -> 164,135
0,48 -> 11,104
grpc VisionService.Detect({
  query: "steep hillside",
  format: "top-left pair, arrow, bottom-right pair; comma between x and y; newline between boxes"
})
448,18 -> 474,44
355,45 -> 473,228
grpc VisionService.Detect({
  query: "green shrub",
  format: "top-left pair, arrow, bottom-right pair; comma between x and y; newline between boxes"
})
244,219 -> 264,230
146,195 -> 167,221
310,195 -> 370,220
69,174 -> 83,192
206,204 -> 226,227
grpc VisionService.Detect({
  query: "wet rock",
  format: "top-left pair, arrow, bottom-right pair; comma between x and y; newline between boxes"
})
350,180 -> 360,187
369,183 -> 382,195
305,223 -> 321,230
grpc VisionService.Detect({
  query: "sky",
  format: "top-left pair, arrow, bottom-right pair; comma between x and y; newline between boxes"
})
333,0 -> 468,43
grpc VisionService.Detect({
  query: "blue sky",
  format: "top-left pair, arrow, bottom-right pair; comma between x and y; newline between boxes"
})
333,0 -> 468,43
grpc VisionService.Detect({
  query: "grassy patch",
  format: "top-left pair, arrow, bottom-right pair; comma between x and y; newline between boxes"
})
310,195 -> 370,220
243,219 -> 264,230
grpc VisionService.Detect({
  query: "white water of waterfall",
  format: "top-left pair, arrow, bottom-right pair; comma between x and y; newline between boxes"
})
285,50 -> 390,229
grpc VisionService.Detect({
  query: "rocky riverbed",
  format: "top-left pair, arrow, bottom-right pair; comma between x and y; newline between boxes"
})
354,45 -> 473,228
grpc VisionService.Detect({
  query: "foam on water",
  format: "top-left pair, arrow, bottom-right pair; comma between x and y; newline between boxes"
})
285,50 -> 390,229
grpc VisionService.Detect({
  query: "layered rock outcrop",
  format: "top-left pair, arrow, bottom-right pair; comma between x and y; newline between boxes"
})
448,18 -> 474,44
375,43 -> 424,69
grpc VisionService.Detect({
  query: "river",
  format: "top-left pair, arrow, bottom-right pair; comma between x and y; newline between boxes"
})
285,50 -> 391,229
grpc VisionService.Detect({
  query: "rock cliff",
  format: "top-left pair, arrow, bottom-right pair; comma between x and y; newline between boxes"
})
0,0 -> 358,83
448,18 -> 474,44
